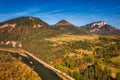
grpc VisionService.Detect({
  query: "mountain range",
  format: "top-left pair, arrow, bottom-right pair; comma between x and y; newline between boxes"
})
0,16 -> 120,80
0,16 -> 120,36
81,21 -> 120,35
0,16 -> 119,49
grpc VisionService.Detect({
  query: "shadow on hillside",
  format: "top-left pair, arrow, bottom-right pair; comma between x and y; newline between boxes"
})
11,53 -> 62,80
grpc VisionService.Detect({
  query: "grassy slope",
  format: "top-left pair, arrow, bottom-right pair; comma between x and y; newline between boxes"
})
0,51 -> 41,80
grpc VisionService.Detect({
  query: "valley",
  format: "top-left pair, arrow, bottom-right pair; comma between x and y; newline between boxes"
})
0,48 -> 71,80
0,16 -> 120,80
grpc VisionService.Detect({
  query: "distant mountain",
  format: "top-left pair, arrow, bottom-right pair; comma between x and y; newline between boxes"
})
53,20 -> 90,35
81,21 -> 120,35
54,20 -> 74,27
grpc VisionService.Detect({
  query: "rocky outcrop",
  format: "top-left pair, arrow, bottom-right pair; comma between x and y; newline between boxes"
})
0,41 -> 22,48
81,21 -> 118,33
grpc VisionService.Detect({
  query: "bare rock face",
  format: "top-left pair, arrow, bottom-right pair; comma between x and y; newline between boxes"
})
54,20 -> 74,26
0,41 -> 22,48
0,23 -> 16,29
82,21 -> 117,33
90,21 -> 107,28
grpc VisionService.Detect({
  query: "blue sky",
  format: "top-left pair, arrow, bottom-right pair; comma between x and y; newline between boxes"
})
0,0 -> 120,28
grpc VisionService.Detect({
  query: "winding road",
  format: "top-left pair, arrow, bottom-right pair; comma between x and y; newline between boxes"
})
0,48 -> 75,80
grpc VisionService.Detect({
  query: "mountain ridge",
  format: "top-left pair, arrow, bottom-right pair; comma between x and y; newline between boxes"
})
81,21 -> 120,35
54,20 -> 74,27
52,19 -> 90,35
0,16 -> 120,36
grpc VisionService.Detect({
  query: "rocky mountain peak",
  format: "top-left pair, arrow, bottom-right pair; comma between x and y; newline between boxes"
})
55,20 -> 74,26
91,21 -> 107,28
81,21 -> 119,33
88,21 -> 107,28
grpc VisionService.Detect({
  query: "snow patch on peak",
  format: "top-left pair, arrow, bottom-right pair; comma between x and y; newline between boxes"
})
92,21 -> 107,28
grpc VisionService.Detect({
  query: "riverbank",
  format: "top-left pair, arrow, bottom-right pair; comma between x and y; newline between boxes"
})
0,47 -> 75,80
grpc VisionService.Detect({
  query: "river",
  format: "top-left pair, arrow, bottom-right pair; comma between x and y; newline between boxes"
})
0,48 -> 75,80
